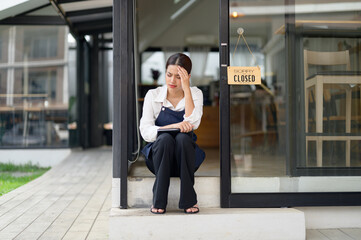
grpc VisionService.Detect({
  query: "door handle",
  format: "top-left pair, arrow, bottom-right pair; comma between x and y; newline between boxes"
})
221,43 -> 228,68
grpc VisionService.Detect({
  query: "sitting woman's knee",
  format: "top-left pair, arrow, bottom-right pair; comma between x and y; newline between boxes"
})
156,133 -> 175,145
175,133 -> 192,144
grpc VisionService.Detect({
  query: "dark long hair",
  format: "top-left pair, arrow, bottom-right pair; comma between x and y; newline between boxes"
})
165,53 -> 192,74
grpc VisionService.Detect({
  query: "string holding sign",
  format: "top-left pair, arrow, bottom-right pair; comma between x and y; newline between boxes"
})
231,28 -> 258,66
228,28 -> 273,96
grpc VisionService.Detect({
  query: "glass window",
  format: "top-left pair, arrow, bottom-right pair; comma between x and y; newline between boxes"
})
14,68 -> 59,101
15,26 -> 65,62
294,1 -> 361,170
141,51 -> 166,85
0,37 -> 2,61
0,70 -> 7,94
0,26 -> 69,148
67,41 -> 77,124
0,26 -> 9,63
229,0 -> 361,194
28,34 -> 58,59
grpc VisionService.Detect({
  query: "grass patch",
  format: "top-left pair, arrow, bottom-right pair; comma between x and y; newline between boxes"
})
0,162 -> 50,196
0,162 -> 50,172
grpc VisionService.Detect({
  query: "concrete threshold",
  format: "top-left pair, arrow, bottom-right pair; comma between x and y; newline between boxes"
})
128,176 -> 219,209
109,207 -> 305,240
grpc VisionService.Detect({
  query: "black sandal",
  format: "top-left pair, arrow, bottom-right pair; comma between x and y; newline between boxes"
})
184,206 -> 199,214
150,206 -> 166,214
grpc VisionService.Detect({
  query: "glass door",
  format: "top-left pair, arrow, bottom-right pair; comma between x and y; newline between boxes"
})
228,0 -> 287,193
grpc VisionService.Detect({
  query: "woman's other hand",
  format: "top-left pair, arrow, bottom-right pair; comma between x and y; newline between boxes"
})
177,66 -> 191,91
159,121 -> 193,133
176,121 -> 193,132
160,121 -> 193,132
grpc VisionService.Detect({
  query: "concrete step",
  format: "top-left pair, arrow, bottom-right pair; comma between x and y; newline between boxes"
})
109,207 -> 306,240
128,176 -> 219,208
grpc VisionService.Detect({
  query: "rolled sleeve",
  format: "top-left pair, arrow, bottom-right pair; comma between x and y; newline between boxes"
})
183,88 -> 203,130
139,92 -> 159,142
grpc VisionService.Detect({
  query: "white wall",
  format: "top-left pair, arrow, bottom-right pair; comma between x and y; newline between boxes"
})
0,149 -> 71,167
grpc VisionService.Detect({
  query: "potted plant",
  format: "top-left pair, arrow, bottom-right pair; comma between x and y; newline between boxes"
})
151,68 -> 161,84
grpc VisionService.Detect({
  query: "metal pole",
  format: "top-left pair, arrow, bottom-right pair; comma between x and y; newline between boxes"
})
90,35 -> 102,147
76,38 -> 85,148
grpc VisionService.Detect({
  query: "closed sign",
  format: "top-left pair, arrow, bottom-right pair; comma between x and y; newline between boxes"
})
227,66 -> 261,85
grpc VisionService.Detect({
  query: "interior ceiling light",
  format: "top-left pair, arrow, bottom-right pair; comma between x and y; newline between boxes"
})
230,11 -> 245,18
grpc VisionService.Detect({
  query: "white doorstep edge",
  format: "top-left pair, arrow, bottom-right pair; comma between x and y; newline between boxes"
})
109,207 -> 305,240
296,206 -> 361,229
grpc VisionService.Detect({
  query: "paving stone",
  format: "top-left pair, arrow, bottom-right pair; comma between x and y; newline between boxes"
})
340,228 -> 361,240
87,231 -> 109,240
62,230 -> 88,240
14,231 -> 43,240
319,229 -> 355,240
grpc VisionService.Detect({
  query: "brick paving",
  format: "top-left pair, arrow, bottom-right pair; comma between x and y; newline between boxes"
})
0,148 -> 111,240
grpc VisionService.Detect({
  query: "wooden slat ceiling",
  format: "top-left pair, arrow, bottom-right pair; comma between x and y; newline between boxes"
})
53,0 -> 113,36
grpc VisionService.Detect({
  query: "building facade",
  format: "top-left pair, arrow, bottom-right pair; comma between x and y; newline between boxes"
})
0,0 -> 360,217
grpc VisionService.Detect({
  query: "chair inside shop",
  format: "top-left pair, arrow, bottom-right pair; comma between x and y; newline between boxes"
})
303,49 -> 361,167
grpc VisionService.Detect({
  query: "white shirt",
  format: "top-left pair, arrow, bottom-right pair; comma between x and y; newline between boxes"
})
139,85 -> 203,142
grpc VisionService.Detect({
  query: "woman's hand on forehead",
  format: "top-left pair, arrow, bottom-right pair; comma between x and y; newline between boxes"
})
177,65 -> 190,90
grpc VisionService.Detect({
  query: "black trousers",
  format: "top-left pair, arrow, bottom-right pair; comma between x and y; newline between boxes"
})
150,132 -> 197,209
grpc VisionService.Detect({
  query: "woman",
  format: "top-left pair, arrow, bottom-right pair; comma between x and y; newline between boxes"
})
140,53 -> 205,214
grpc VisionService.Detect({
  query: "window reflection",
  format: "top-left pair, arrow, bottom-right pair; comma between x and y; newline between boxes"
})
0,26 -> 8,63
0,26 -> 69,148
23,28 -> 58,60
